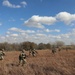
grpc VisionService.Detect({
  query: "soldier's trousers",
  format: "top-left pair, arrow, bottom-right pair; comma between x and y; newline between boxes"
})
19,59 -> 26,66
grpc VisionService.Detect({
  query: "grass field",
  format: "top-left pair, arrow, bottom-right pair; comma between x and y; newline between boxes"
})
0,50 -> 75,75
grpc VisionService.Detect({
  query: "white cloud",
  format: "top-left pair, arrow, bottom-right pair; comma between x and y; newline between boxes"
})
56,12 -> 75,25
21,1 -> 27,7
36,33 -> 47,37
25,20 -> 45,29
0,28 -> 75,44
6,31 -> 11,34
54,29 -> 60,32
25,30 -> 35,33
3,0 -> 21,8
0,36 -> 6,43
24,15 -> 56,28
6,35 -> 9,38
44,29 -> 60,32
70,28 -> 75,36
60,34 -> 70,38
1,11 -> 75,44
9,27 -> 22,32
21,32 -> 27,36
0,36 -> 5,39
5,27 -> 74,44
3,0 -> 27,8
49,35 -> 61,39
24,12 -> 75,28
72,28 -> 75,32
10,33 -> 18,37
45,29 -> 50,32
9,27 -> 35,33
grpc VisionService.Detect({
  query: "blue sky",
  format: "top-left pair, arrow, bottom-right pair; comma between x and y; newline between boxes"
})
0,0 -> 75,44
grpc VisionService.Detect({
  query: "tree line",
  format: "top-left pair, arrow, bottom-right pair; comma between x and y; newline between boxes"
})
0,41 -> 75,51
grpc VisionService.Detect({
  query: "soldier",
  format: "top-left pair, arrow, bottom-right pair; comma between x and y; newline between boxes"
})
52,46 -> 56,54
0,49 -> 5,60
32,50 -> 36,57
32,49 -> 38,57
19,50 -> 27,66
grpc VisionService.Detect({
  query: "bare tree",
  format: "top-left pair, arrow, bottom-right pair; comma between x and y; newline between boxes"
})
55,41 -> 65,47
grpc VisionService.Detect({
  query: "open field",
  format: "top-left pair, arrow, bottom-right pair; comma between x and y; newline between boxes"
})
0,50 -> 75,75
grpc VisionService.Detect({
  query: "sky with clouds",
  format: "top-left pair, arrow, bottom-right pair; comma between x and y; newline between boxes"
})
0,0 -> 75,44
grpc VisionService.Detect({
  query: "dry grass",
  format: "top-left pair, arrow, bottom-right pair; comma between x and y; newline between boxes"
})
0,50 -> 75,75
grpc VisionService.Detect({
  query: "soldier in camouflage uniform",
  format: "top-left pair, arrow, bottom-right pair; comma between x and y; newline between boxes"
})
0,49 -> 5,60
29,49 -> 38,57
52,46 -> 56,54
19,50 -> 27,66
32,49 -> 38,57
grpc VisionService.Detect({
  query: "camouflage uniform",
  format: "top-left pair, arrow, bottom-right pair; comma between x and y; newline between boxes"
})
52,46 -> 56,54
32,49 -> 38,57
29,49 -> 38,57
32,50 -> 36,57
19,50 -> 26,66
0,49 -> 5,60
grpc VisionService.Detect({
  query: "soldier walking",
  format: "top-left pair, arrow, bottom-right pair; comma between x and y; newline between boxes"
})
19,50 -> 27,66
32,49 -> 38,57
29,49 -> 38,57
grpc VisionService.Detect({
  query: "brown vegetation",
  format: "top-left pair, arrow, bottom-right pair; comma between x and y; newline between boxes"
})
0,50 -> 75,75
